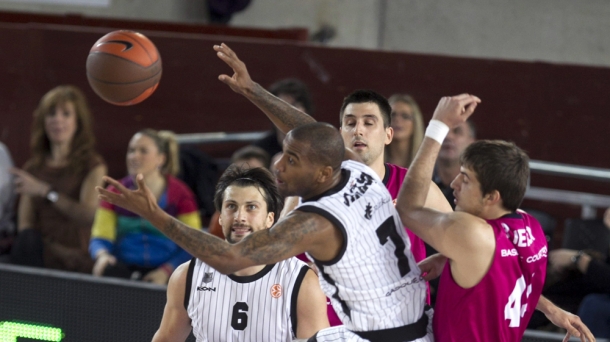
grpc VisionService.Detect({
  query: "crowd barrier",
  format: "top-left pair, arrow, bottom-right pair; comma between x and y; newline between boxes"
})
0,263 -> 195,342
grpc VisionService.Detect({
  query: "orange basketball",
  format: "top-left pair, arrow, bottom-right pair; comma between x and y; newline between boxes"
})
86,30 -> 162,106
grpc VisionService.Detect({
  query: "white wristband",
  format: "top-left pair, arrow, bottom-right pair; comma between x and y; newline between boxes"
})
425,120 -> 450,144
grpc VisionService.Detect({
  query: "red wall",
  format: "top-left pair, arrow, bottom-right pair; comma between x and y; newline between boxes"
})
1,20 -> 609,238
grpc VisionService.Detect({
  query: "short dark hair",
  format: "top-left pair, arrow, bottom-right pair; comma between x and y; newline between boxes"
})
460,140 -> 529,212
339,89 -> 392,128
289,122 -> 345,171
231,145 -> 271,169
269,78 -> 314,115
213,165 -> 283,223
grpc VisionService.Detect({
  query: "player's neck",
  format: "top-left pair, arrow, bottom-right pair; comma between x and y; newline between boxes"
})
232,264 -> 266,277
480,205 -> 512,221
368,156 -> 387,180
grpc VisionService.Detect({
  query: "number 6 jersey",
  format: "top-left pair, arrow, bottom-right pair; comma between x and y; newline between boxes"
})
185,257 -> 309,342
296,160 -> 429,335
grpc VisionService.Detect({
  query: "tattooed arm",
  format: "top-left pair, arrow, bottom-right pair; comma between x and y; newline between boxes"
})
214,43 -> 316,134
97,175 -> 338,274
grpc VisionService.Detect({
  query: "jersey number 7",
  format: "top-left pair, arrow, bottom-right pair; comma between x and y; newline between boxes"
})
376,217 -> 411,277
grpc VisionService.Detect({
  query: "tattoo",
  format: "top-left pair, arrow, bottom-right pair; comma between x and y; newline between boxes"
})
160,212 -> 326,272
253,85 -> 316,132
239,212 -> 322,265
163,218 -> 230,259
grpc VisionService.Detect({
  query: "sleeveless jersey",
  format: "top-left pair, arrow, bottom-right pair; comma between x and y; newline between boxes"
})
297,160 -> 428,336
383,163 -> 427,264
186,257 -> 309,342
433,211 -> 547,342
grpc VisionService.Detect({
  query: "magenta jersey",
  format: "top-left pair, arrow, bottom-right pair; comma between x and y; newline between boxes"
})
433,211 -> 548,342
383,163 -> 427,264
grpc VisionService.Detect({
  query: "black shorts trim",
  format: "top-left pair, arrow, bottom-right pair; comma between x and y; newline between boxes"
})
352,309 -> 428,342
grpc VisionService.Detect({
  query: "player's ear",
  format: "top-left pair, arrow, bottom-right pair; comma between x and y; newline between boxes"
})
385,126 -> 393,145
265,211 -> 274,229
484,190 -> 501,206
316,165 -> 334,183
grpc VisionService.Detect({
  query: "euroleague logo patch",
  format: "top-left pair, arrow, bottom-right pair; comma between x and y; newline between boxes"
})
270,284 -> 282,298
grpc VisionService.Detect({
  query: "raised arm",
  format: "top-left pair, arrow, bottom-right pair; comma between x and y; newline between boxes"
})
395,95 -> 481,260
215,43 -> 316,134
152,262 -> 192,342
97,174 -> 335,275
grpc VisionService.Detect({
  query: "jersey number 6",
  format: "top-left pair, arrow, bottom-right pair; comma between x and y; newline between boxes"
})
231,302 -> 249,330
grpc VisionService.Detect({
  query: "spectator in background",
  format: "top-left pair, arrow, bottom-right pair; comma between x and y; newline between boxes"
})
385,94 -> 425,168
433,120 -> 476,209
90,129 -> 201,285
534,207 -> 610,337
0,142 -> 16,259
10,85 -> 106,273
231,144 -> 270,169
251,78 -> 314,159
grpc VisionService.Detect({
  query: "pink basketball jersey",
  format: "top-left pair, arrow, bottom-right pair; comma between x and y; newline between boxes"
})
384,163 -> 427,264
433,211 -> 547,342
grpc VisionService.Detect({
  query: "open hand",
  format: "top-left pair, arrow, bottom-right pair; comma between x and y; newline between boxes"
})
96,174 -> 159,220
215,43 -> 256,96
544,306 -> 595,342
431,94 -> 480,129
10,168 -> 51,197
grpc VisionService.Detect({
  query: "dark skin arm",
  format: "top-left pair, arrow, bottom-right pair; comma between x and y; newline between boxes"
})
96,175 -> 341,274
215,43 -> 316,134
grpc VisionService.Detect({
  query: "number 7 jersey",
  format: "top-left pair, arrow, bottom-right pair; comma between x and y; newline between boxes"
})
297,160 -> 428,333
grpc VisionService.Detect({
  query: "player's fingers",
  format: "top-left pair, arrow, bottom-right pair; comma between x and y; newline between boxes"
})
463,102 -> 478,117
219,43 -> 238,59
216,49 -> 239,69
135,173 -> 146,191
562,331 -> 570,342
102,176 -> 130,194
562,323 -> 581,340
218,74 -> 238,88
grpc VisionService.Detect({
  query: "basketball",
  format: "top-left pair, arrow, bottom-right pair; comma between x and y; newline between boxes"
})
86,30 -> 162,106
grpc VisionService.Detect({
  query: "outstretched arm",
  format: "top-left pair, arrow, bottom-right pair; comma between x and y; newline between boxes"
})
152,262 -> 192,342
215,43 -> 316,134
395,95 -> 480,260
97,175 -> 334,274
536,296 -> 595,342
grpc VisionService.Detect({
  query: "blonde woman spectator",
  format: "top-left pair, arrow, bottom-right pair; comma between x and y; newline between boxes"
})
90,129 -> 201,285
385,94 -> 425,168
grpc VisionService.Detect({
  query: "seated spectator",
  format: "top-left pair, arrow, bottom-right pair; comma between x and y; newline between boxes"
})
10,85 -> 106,273
231,145 -> 270,169
90,129 -> 201,285
432,119 -> 476,209
0,141 -> 16,259
384,94 -> 424,168
251,78 -> 314,159
533,207 -> 610,336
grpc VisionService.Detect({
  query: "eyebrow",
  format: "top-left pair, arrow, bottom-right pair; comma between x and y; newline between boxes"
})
285,150 -> 300,161
460,171 -> 470,180
343,114 -> 379,121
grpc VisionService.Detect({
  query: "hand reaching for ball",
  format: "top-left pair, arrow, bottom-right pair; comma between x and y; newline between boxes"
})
215,43 -> 257,96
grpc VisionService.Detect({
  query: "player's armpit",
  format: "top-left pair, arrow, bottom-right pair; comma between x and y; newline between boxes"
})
295,269 -> 330,339
152,262 -> 192,342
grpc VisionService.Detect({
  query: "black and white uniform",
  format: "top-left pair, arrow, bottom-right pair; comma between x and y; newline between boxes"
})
185,257 -> 309,342
298,160 -> 433,342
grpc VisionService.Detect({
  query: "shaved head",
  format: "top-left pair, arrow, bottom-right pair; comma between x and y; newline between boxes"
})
288,122 -> 345,171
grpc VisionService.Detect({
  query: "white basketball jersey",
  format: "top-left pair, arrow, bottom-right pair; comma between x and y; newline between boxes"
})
186,257 -> 309,342
297,160 -> 427,332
